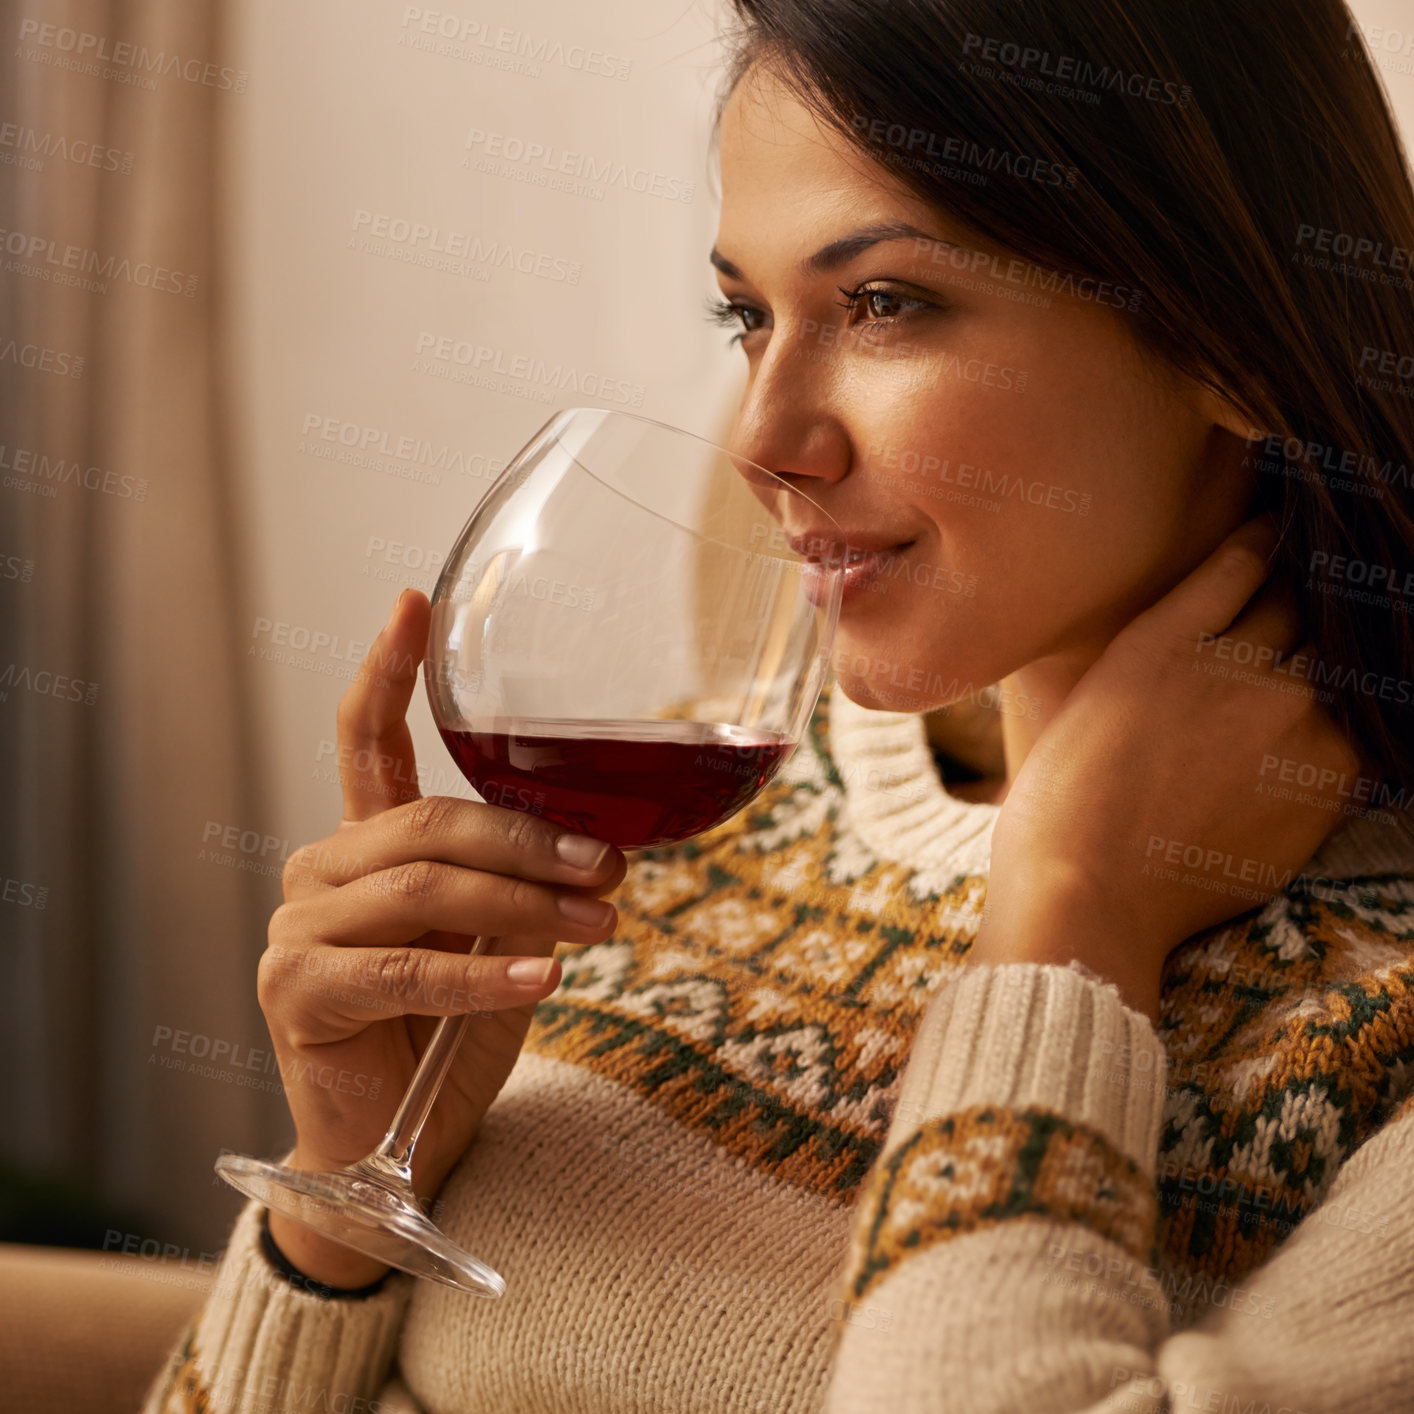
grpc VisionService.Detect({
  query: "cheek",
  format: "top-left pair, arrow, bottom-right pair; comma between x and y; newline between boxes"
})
841,372 -> 1201,694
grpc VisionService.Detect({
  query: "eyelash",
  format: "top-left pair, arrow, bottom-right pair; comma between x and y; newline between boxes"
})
833,284 -> 933,324
703,294 -> 756,346
703,284 -> 935,346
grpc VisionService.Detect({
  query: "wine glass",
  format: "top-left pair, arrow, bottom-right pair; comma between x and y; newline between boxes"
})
215,405 -> 846,1296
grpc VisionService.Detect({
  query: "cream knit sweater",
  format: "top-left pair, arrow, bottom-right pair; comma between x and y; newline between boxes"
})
142,678 -> 1414,1413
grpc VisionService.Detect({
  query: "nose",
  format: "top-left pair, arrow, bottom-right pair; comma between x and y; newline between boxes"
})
725,337 -> 852,496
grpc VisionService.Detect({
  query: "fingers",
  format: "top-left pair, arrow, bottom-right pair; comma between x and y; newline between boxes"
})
272,860 -> 620,952
259,934 -> 565,1030
284,794 -> 626,895
1222,572 -> 1306,663
334,590 -> 431,823
1148,513 -> 1282,643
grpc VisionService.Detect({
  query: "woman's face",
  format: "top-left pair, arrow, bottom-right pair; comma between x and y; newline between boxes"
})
713,63 -> 1256,715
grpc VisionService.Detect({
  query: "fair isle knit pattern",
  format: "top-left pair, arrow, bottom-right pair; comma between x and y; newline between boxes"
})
141,674 -> 1414,1414
530,677 -> 1414,1322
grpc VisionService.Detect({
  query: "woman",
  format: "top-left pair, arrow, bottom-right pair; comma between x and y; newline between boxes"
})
145,0 -> 1414,1410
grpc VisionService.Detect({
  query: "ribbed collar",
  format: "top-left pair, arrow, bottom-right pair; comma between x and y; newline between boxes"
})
826,682 -> 1414,884
827,685 -> 1000,880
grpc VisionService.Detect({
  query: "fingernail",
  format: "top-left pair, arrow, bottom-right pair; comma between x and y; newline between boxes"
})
505,957 -> 555,986
555,833 -> 610,871
557,894 -> 613,926
386,588 -> 409,629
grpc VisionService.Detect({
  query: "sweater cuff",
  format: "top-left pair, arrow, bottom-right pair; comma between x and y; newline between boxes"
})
259,1208 -> 393,1301
160,1196 -> 414,1413
833,962 -> 1167,1310
889,960 -> 1168,1174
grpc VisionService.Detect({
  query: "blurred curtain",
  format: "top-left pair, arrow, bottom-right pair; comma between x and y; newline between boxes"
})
0,0 -> 275,1249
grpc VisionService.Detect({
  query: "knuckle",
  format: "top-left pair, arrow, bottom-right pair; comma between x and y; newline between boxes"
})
404,793 -> 460,844
266,901 -> 304,951
1219,544 -> 1268,583
364,947 -> 424,1000
383,858 -> 441,900
501,807 -> 543,856
281,841 -> 324,895
334,689 -> 365,741
505,873 -> 543,917
257,924 -> 307,1010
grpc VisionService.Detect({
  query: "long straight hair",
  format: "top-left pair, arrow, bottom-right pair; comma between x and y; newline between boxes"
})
716,0 -> 1414,798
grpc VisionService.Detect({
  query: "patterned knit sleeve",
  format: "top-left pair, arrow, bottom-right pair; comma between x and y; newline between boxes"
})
821,959 -> 1414,1414
139,1197 -> 414,1414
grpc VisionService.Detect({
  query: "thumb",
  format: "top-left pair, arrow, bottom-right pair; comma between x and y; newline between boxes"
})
333,589 -> 431,823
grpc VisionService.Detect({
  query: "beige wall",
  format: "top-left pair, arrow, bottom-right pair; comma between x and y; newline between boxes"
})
222,0 -> 745,860
224,0 -> 1414,865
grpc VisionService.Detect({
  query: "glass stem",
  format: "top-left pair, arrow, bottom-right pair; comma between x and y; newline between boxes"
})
354,934 -> 487,1196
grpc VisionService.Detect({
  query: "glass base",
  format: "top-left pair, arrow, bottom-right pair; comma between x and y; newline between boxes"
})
214,1153 -> 506,1298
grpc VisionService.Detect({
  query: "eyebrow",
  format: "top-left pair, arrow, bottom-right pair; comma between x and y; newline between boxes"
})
709,221 -> 958,281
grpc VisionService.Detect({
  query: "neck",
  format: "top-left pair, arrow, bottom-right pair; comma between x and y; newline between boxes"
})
924,648 -> 1101,806
996,649 -> 1102,800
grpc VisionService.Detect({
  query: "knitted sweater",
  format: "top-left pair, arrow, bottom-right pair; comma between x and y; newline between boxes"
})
142,676 -> 1414,1414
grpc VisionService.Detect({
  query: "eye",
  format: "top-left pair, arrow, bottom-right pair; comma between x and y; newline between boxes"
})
704,295 -> 767,346
835,283 -> 933,324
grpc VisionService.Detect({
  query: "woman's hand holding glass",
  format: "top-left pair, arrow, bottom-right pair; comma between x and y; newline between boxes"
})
260,589 -> 626,1287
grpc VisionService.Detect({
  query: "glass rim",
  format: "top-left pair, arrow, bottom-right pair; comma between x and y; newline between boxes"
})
546,404 -> 844,539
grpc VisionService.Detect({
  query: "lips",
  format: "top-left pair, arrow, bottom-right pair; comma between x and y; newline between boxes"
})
798,536 -> 917,611
787,528 -> 917,563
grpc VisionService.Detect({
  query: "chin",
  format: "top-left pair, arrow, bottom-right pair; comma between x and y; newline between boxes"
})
831,632 -> 1008,717
831,670 -> 960,718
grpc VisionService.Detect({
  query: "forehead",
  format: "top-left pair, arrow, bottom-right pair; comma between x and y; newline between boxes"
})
717,65 -> 931,242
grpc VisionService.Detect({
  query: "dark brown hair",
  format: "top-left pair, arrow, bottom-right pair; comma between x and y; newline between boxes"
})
715,0 -> 1414,800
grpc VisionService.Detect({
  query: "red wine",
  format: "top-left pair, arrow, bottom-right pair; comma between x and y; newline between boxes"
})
438,717 -> 794,848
